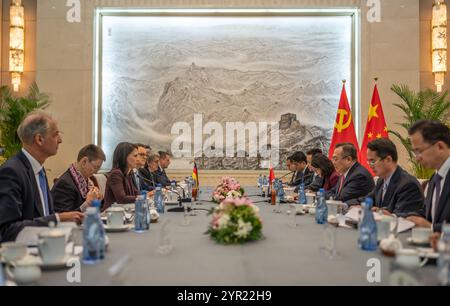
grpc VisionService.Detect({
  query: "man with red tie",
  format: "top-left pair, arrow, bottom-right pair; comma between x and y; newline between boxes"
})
327,142 -> 374,206
407,120 -> 450,233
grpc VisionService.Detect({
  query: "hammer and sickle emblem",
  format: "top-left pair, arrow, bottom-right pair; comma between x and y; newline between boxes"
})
335,109 -> 352,133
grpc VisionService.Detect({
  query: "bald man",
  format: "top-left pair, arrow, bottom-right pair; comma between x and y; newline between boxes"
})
0,111 -> 84,242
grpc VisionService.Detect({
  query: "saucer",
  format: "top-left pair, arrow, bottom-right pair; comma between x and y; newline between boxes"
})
417,247 -> 439,260
104,224 -> 130,233
406,237 -> 431,247
40,255 -> 79,270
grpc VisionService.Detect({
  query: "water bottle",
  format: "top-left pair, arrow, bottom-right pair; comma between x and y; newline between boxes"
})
92,200 -> 105,259
141,191 -> 151,230
155,184 -> 165,214
169,181 -> 177,202
82,207 -> 103,264
134,194 -> 146,233
315,189 -> 328,224
0,263 -> 5,286
297,183 -> 307,205
275,179 -> 285,202
438,223 -> 450,285
358,198 -> 378,251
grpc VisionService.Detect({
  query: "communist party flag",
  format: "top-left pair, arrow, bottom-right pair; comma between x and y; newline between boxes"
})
192,162 -> 199,188
328,82 -> 359,159
360,83 -> 389,175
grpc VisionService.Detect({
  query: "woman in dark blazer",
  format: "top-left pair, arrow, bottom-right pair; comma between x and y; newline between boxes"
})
52,144 -> 105,213
310,154 -> 340,192
104,142 -> 140,209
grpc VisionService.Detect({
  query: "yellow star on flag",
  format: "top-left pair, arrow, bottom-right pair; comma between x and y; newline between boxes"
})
376,133 -> 382,139
384,126 -> 388,133
368,103 -> 379,121
368,132 -> 373,139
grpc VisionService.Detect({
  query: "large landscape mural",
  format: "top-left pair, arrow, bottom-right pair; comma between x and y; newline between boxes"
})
100,15 -> 353,169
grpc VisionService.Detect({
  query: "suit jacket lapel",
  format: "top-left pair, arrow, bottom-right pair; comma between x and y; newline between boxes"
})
18,151 -> 45,217
436,171 -> 450,222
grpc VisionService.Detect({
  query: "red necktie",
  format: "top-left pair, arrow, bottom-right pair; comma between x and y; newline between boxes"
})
337,175 -> 345,195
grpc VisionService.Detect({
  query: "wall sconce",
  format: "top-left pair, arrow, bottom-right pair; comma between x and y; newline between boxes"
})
9,0 -> 25,92
432,0 -> 447,93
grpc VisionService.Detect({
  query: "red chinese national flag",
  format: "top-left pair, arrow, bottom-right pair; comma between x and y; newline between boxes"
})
328,83 -> 359,159
360,84 -> 389,175
192,162 -> 199,188
269,167 -> 275,186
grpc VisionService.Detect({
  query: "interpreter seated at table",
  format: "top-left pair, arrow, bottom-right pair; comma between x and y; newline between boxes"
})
364,138 -> 423,218
309,154 -> 339,192
406,120 -> 450,233
154,151 -> 172,187
104,142 -> 141,210
327,143 -> 374,206
139,152 -> 160,191
0,112 -> 84,242
305,148 -> 324,192
52,144 -> 106,213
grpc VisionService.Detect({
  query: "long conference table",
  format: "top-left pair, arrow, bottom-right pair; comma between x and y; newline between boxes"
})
37,187 -> 438,286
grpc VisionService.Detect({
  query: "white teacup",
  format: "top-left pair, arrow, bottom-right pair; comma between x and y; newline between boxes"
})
106,207 -> 125,229
38,230 -> 66,265
306,193 -> 316,205
6,256 -> 42,284
0,242 -> 27,263
411,227 -> 432,244
395,249 -> 428,269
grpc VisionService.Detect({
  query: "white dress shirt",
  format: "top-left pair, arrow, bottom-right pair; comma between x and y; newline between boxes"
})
22,149 -> 48,216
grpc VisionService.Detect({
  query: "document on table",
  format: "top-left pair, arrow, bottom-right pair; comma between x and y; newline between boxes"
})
344,208 -> 415,233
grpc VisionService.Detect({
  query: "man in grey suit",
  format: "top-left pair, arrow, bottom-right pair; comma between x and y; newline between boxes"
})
0,111 -> 84,242
365,138 -> 423,217
328,142 -> 375,205
407,120 -> 450,233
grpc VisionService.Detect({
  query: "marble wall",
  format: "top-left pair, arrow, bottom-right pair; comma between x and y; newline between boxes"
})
2,0 -> 428,184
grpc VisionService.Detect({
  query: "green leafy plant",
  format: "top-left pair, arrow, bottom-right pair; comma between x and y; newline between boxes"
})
0,83 -> 50,161
390,84 -> 450,179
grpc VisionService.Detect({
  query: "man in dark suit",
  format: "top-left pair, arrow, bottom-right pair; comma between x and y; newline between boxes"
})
154,151 -> 172,187
0,111 -> 84,242
288,151 -> 313,189
51,144 -> 105,212
138,152 -> 159,191
327,142 -> 375,205
365,139 -> 423,217
407,120 -> 450,233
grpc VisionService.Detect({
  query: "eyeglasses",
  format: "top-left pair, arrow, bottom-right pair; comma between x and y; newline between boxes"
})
332,155 -> 349,162
368,158 -> 384,167
411,143 -> 436,158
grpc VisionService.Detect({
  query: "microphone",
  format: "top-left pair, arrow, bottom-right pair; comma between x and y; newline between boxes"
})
278,171 -> 295,181
133,169 -> 157,187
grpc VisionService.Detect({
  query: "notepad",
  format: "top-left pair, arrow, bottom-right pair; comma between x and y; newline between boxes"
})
344,208 -> 415,233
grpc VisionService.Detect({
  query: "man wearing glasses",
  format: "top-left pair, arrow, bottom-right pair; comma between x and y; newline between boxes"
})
328,142 -> 374,206
365,138 -> 423,217
407,120 -> 450,233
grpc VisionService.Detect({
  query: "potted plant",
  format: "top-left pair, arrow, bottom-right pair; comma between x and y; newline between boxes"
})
390,84 -> 450,179
0,83 -> 50,163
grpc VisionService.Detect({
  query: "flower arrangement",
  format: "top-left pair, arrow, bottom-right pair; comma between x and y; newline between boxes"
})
207,197 -> 263,244
212,177 -> 246,203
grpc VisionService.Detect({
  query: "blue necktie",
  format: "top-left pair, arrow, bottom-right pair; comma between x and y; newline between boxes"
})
38,169 -> 50,216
